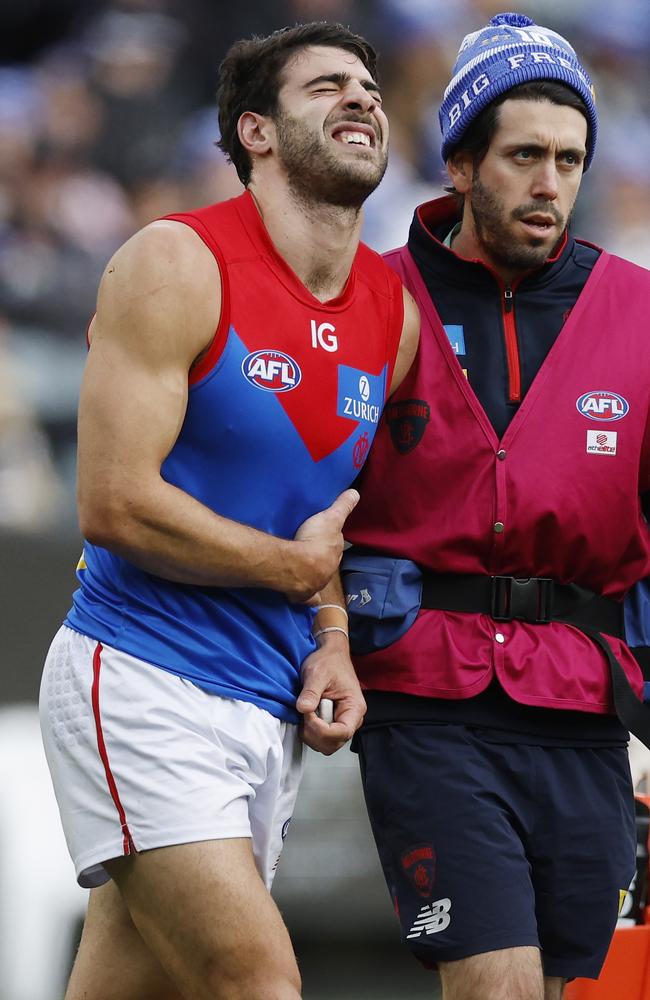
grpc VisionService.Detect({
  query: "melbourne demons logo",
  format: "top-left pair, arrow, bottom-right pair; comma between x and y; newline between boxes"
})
576,390 -> 629,421
242,350 -> 302,393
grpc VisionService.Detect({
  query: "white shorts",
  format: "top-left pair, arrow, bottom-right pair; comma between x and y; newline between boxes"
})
39,626 -> 304,889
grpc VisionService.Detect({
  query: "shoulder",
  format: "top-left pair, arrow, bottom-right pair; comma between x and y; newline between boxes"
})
93,220 -> 222,361
354,240 -> 405,300
107,219 -> 220,293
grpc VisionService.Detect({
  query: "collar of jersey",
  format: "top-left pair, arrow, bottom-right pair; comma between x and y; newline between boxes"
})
234,189 -> 358,311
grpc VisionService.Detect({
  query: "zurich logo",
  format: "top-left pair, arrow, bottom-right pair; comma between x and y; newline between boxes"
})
242,350 -> 302,393
576,390 -> 629,422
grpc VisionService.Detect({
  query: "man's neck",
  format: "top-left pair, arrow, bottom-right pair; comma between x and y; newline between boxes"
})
247,180 -> 363,302
450,223 -> 534,286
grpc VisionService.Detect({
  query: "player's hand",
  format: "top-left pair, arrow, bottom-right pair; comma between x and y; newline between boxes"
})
287,489 -> 359,603
297,632 -> 366,755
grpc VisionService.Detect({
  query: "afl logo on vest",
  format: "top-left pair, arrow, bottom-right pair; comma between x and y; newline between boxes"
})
241,350 -> 302,393
576,390 -> 629,421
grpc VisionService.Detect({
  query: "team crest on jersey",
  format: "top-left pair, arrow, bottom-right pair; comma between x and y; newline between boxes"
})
352,431 -> 370,469
401,844 -> 436,901
386,399 -> 430,454
337,365 -> 385,424
242,350 -> 302,392
576,390 -> 629,421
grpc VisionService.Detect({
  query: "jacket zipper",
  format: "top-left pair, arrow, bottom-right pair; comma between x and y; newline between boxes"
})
501,283 -> 521,402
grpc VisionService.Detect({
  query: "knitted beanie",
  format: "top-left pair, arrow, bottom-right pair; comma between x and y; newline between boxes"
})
439,12 -> 598,169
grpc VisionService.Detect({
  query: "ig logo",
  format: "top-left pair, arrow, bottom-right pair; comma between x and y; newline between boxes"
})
310,320 -> 338,353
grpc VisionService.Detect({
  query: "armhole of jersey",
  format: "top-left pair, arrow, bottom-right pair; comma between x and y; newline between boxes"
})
384,272 -> 406,398
163,214 -> 231,386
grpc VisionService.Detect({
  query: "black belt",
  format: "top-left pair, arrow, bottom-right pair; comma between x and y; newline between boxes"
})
419,572 -> 650,748
421,573 -> 624,636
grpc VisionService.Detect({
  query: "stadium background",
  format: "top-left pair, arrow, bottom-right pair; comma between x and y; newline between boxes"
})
1,1 -> 649,997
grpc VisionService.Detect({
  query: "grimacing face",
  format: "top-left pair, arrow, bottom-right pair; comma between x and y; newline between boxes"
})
461,98 -> 588,278
272,45 -> 389,209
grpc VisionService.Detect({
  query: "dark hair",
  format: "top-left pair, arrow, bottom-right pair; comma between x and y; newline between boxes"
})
445,81 -> 590,199
217,22 -> 378,186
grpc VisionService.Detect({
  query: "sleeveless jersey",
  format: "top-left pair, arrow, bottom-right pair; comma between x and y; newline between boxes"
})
345,245 -> 650,714
67,191 -> 404,722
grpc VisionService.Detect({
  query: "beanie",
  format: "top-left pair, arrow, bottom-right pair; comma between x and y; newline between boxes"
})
439,12 -> 598,169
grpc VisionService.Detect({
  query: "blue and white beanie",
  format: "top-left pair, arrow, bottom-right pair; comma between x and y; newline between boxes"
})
439,12 -> 598,169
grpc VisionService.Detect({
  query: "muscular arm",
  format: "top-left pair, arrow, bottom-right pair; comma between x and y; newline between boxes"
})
387,287 -> 420,396
78,221 -> 354,601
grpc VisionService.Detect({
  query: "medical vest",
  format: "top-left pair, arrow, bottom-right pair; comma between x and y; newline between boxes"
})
67,191 -> 404,722
345,244 -> 650,715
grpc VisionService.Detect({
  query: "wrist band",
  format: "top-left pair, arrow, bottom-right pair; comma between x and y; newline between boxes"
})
315,603 -> 348,617
313,626 -> 349,640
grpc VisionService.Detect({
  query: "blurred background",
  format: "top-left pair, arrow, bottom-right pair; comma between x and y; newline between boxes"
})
1,0 -> 649,997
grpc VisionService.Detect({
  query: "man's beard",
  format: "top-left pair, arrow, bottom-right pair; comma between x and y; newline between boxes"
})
470,170 -> 567,274
274,110 -> 387,210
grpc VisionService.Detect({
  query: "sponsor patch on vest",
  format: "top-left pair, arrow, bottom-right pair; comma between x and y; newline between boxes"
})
586,430 -> 617,455
443,324 -> 466,355
401,844 -> 436,901
241,350 -> 301,392
385,398 -> 430,454
337,365 -> 384,425
576,390 -> 629,421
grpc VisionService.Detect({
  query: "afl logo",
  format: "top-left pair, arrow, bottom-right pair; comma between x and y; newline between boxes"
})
242,350 -> 302,393
576,390 -> 629,421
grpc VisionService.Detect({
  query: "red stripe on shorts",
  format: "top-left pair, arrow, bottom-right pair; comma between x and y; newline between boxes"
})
91,642 -> 136,856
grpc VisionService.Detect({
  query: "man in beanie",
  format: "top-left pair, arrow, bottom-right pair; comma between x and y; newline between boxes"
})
336,11 -> 650,998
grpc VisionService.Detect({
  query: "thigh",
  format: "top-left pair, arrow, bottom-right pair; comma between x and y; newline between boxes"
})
531,745 -> 636,980
357,725 -> 540,966
66,882 -> 182,1000
105,838 -> 301,1000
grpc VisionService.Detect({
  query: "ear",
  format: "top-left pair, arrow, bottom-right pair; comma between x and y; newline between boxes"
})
237,111 -> 274,158
446,151 -> 473,194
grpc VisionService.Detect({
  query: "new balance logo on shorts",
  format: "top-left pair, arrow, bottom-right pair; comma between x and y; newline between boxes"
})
407,898 -> 452,938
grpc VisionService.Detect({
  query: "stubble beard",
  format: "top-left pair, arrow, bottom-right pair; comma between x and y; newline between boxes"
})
470,171 -> 567,275
274,110 -> 387,211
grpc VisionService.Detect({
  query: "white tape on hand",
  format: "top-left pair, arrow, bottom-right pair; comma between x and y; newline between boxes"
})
316,698 -> 334,724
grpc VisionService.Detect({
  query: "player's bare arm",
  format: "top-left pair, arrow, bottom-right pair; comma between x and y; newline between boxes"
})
388,287 -> 420,396
78,220 -> 355,602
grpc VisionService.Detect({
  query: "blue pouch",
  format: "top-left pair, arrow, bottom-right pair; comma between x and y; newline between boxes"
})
624,581 -> 650,702
340,551 -> 422,655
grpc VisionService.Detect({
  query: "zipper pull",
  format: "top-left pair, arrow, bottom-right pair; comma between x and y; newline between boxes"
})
504,286 -> 513,312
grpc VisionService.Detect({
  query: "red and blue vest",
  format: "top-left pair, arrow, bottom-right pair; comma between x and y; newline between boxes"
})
67,191 -> 404,722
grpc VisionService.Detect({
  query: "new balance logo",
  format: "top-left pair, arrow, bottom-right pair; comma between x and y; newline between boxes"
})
406,898 -> 452,939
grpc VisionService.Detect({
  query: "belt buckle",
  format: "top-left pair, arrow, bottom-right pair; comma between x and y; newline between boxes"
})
491,576 -> 553,624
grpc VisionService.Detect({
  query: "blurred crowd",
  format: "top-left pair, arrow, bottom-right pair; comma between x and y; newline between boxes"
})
0,0 -> 649,531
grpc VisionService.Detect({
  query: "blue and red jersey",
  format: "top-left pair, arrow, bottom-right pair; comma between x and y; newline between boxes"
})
67,191 -> 404,722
